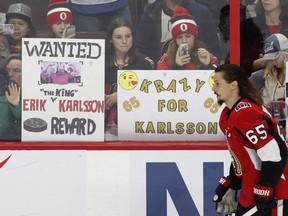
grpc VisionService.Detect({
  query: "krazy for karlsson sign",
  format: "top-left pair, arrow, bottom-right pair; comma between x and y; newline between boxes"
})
21,38 -> 105,141
117,70 -> 225,141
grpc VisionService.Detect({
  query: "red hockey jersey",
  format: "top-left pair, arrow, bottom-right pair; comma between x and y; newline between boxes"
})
219,98 -> 288,207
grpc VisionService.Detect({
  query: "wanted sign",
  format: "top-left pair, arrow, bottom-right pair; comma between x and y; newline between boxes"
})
21,38 -> 105,141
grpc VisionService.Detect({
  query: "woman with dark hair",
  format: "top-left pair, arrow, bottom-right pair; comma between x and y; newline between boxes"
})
254,0 -> 288,38
105,17 -> 154,130
212,64 -> 288,216
157,7 -> 218,70
3,3 -> 36,54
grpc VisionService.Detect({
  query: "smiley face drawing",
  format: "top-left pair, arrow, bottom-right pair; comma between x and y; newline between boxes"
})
119,71 -> 138,90
209,72 -> 215,88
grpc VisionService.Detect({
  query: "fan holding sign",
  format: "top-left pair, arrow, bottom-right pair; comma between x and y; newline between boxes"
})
104,17 -> 154,138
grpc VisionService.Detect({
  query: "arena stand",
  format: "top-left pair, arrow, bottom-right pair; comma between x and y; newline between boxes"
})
0,0 -> 143,32
0,2 -> 241,215
0,1 -> 239,149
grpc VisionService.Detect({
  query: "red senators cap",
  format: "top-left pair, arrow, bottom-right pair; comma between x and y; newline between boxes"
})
47,0 -> 73,27
170,7 -> 198,40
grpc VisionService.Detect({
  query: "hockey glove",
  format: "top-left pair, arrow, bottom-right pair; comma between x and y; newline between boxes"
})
213,176 -> 237,215
215,188 -> 237,215
254,185 -> 277,216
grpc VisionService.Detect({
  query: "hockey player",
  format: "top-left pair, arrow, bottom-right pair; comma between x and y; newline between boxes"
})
212,64 -> 288,215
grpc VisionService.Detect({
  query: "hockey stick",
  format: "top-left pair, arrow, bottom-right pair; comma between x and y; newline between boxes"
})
242,206 -> 257,216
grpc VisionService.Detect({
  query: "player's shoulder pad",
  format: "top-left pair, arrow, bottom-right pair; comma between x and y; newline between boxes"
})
231,101 -> 257,123
234,101 -> 252,113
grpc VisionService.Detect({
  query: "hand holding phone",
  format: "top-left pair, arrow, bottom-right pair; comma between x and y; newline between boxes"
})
0,24 -> 14,35
64,25 -> 76,38
179,43 -> 189,56
175,43 -> 191,66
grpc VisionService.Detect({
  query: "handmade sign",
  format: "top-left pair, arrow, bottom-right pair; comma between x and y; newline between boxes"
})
22,38 -> 105,141
118,70 -> 225,141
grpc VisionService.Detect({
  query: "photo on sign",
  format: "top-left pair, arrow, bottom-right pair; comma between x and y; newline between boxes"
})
40,61 -> 82,85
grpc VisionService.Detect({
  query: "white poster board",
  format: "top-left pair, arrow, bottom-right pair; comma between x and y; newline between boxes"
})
22,38 -> 105,141
117,70 -> 225,141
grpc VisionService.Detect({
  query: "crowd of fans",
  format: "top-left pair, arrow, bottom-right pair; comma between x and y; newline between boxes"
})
0,0 -> 287,140
1,1 -> 287,214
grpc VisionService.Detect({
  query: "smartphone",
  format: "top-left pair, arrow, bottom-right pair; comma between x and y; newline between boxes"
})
65,25 -> 76,38
179,43 -> 189,56
0,24 -> 14,35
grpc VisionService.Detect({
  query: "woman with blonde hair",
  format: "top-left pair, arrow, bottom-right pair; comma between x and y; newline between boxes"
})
250,33 -> 288,136
262,50 -> 288,102
250,34 -> 288,104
